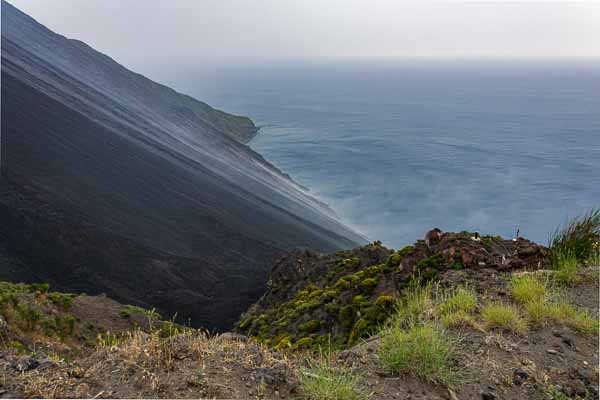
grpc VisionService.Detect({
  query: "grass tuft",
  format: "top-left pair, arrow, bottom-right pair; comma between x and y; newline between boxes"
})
378,322 -> 458,387
509,275 -> 549,304
441,310 -> 476,329
437,287 -> 478,329
539,301 -> 597,334
551,250 -> 581,285
525,300 -> 599,333
393,282 -> 434,327
550,209 -> 600,262
438,287 -> 477,316
481,302 -> 528,334
299,351 -> 367,400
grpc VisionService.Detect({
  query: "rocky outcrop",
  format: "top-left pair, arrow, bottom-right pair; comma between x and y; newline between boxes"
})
236,229 -> 550,348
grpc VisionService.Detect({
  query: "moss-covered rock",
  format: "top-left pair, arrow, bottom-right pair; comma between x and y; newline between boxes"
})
299,320 -> 320,333
235,230 -> 549,351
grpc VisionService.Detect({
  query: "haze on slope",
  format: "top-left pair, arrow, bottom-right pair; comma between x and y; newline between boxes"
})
0,0 -> 365,329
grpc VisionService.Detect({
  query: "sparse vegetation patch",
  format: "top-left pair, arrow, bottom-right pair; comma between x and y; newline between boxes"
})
481,302 -> 528,334
299,351 -> 367,400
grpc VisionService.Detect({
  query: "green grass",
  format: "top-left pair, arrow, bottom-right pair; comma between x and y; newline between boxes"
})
437,287 -> 478,329
509,275 -> 600,334
509,275 -> 549,304
378,322 -> 458,387
549,210 -> 600,286
393,282 -> 434,327
481,302 -> 528,334
547,388 -> 571,400
47,292 -> 77,310
525,300 -> 598,334
524,300 -> 550,325
551,250 -> 581,285
587,250 -> 600,267
299,352 -> 368,400
441,310 -> 475,329
550,209 -> 600,262
120,305 -> 162,319
438,287 -> 477,316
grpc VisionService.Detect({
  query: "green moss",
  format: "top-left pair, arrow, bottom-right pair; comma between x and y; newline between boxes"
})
296,285 -> 321,301
359,277 -> 378,293
364,265 -> 383,276
415,253 -> 444,271
294,337 -> 314,349
398,245 -> 415,257
334,278 -> 351,291
386,245 -> 414,269
348,318 -> 371,343
308,290 -> 323,300
412,253 -> 445,282
375,295 -> 395,309
386,253 -> 403,268
299,319 -> 320,333
352,270 -> 365,281
296,299 -> 321,312
339,305 -> 356,326
274,336 -> 292,350
325,302 -> 340,315
321,290 -> 337,301
238,316 -> 254,330
352,295 -> 369,306
344,257 -> 360,268
326,270 -> 338,281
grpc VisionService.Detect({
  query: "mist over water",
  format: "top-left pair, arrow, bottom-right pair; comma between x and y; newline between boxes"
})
164,60 -> 600,248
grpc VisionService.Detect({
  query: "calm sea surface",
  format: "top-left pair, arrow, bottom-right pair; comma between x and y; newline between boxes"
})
166,60 -> 600,248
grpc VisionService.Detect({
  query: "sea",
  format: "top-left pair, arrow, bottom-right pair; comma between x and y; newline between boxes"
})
161,59 -> 600,248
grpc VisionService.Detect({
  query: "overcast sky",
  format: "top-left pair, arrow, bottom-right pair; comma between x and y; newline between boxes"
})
8,0 -> 600,73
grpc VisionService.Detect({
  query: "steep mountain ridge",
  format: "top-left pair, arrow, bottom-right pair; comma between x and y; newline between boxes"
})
0,1 -> 364,329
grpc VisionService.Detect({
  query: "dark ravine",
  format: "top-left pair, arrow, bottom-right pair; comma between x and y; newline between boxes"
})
0,1 -> 365,330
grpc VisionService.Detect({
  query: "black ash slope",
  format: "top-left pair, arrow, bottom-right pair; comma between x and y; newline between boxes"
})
0,1 -> 364,330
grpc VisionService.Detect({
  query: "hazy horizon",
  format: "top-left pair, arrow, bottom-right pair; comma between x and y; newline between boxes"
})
7,0 -> 600,80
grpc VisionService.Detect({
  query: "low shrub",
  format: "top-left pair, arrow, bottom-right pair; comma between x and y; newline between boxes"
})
47,292 -> 77,310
